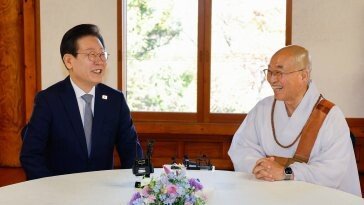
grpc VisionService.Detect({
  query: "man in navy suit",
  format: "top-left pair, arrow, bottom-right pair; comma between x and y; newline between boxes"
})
20,24 -> 142,180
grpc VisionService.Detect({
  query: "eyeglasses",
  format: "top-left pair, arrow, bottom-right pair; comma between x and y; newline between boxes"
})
262,68 -> 305,79
76,51 -> 110,62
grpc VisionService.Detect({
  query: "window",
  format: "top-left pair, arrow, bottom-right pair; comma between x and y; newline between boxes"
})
125,0 -> 198,112
119,0 -> 291,122
210,0 -> 286,113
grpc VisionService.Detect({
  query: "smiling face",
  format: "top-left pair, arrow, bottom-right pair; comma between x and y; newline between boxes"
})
267,45 -> 310,106
63,35 -> 106,93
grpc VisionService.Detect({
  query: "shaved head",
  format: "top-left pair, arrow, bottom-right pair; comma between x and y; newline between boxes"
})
272,45 -> 311,72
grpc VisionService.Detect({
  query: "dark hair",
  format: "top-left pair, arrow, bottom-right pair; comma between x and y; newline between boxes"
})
60,24 -> 105,59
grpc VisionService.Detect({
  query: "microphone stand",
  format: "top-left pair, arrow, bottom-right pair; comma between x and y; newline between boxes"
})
132,140 -> 155,177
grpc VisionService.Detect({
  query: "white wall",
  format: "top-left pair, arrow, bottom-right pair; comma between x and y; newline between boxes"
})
40,0 -> 364,117
40,0 -> 117,90
292,0 -> 364,117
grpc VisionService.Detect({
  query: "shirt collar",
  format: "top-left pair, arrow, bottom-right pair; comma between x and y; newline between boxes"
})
70,77 -> 96,98
286,80 -> 320,119
299,80 -> 320,109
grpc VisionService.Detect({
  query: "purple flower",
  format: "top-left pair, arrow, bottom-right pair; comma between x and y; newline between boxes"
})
166,184 -> 178,194
128,192 -> 141,205
163,165 -> 172,174
146,195 -> 156,203
188,178 -> 203,191
141,186 -> 151,197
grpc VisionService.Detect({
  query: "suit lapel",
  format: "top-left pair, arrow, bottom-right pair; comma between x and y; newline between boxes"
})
91,85 -> 107,156
59,77 -> 88,156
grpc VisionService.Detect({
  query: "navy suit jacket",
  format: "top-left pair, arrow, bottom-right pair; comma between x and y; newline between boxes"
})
20,77 -> 142,180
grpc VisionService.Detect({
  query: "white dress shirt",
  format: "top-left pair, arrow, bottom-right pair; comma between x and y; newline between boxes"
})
70,78 -> 95,126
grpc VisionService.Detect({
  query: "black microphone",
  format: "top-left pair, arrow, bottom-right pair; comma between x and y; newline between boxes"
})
132,139 -> 154,176
146,140 -> 154,159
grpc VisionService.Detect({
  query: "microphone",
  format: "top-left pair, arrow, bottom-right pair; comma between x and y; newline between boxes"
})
132,139 -> 154,176
146,140 -> 154,160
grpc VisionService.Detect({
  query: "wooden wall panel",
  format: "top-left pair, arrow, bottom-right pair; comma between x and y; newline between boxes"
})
138,134 -> 234,170
184,142 -> 222,158
147,141 -> 179,158
352,127 -> 364,196
0,0 -> 24,167
23,0 -> 39,121
352,127 -> 364,172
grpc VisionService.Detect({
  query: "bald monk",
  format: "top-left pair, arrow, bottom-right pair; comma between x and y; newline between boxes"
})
228,45 -> 361,196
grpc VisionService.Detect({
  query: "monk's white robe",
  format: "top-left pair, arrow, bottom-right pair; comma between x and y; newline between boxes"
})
228,82 -> 361,196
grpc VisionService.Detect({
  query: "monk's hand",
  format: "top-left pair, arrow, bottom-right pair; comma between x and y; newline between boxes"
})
252,157 -> 285,181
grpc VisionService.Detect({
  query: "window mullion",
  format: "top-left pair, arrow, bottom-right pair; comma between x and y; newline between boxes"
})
197,0 -> 212,123
197,0 -> 205,122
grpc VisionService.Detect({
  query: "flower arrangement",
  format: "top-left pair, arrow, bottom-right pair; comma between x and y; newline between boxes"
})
128,165 -> 207,205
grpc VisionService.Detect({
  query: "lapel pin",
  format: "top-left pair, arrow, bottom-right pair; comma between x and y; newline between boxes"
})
102,95 -> 108,100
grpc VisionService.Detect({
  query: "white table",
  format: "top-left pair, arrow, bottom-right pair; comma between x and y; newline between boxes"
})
0,169 -> 362,205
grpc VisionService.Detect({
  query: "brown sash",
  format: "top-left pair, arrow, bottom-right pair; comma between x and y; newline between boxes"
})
272,98 -> 335,167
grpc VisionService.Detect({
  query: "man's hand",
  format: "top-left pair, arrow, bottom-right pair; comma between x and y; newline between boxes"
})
252,157 -> 285,181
